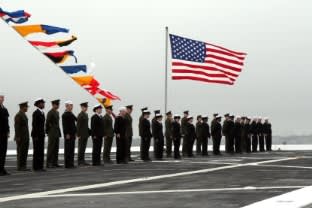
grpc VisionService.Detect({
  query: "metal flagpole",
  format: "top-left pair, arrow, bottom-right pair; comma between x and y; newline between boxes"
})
165,26 -> 169,114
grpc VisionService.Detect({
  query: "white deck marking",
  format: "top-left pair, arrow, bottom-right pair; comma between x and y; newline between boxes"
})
242,186 -> 312,208
258,164 -> 312,170
34,186 -> 304,198
0,157 -> 298,203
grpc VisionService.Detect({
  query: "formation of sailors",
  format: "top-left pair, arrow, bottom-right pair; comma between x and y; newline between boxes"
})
0,94 -> 272,176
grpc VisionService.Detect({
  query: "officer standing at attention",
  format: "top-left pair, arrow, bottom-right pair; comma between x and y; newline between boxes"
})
211,115 -> 222,155
31,98 -> 46,171
257,117 -> 265,152
195,115 -> 203,155
242,117 -> 251,153
171,114 -> 182,159
77,102 -> 90,166
181,110 -> 189,156
62,101 -> 77,169
125,105 -> 134,162
14,102 -> 30,171
114,107 -> 127,164
234,116 -> 242,153
103,105 -> 114,164
152,113 -> 164,160
165,111 -> 173,158
250,117 -> 258,152
46,99 -> 62,168
140,110 -> 152,161
222,113 -> 230,153
263,118 -> 272,151
228,115 -> 235,154
0,92 -> 10,176
91,104 -> 104,166
200,116 -> 211,156
139,107 -> 148,138
185,116 -> 196,157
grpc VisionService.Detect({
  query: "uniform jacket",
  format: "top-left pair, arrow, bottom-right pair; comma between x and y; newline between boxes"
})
114,116 -> 126,138
141,118 -> 152,138
91,114 -> 104,138
31,109 -> 45,138
233,121 -> 242,138
256,122 -> 263,135
249,121 -> 257,135
124,113 -> 133,138
263,123 -> 272,135
62,111 -> 77,136
46,109 -> 61,137
171,121 -> 181,139
77,111 -> 89,138
200,122 -> 211,138
103,113 -> 114,137
211,121 -> 222,138
14,111 -> 29,140
181,117 -> 188,135
185,122 -> 196,141
222,120 -> 230,136
0,105 -> 9,134
152,120 -> 164,140
196,121 -> 202,139
165,118 -> 173,138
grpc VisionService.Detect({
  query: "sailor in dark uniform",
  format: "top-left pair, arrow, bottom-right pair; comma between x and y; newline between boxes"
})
91,104 -> 104,166
152,113 -> 164,160
165,111 -> 173,157
195,115 -> 203,155
257,117 -> 265,152
250,117 -> 258,152
114,107 -> 127,164
0,92 -> 10,176
185,116 -> 196,157
263,118 -> 272,151
200,115 -> 211,156
62,101 -> 77,168
181,110 -> 189,156
103,105 -> 114,163
171,114 -> 181,159
139,107 -> 148,138
222,113 -> 230,153
31,98 -> 46,171
211,115 -> 222,155
77,102 -> 90,166
139,110 -> 152,161
233,116 -> 242,153
228,115 -> 235,154
125,105 -> 134,161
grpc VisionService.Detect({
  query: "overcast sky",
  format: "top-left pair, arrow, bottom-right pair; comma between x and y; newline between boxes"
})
1,0 -> 311,136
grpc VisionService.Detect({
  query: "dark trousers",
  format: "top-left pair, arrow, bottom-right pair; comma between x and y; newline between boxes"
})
16,138 -> 29,170
126,136 -> 132,160
103,136 -> 113,162
78,136 -> 89,164
246,135 -> 251,153
265,134 -> 272,151
166,136 -> 173,157
229,136 -> 235,153
92,137 -> 103,165
154,137 -> 164,159
196,137 -> 202,154
182,136 -> 187,156
173,137 -> 181,159
212,136 -> 221,155
116,136 -> 126,163
186,136 -> 195,157
252,134 -> 258,152
47,135 -> 59,166
234,136 -> 242,153
64,136 -> 75,168
225,135 -> 230,153
32,136 -> 45,170
202,137 -> 208,156
140,137 -> 151,161
0,134 -> 8,172
259,135 -> 265,152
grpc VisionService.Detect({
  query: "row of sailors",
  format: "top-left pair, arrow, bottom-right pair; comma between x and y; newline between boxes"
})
0,96 -> 272,176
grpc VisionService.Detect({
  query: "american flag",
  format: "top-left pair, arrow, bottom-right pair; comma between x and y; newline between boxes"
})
169,34 -> 247,85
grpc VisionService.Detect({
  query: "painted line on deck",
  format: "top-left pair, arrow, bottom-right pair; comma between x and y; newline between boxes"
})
257,164 -> 312,170
35,186 -> 305,198
242,185 -> 312,208
0,157 -> 299,203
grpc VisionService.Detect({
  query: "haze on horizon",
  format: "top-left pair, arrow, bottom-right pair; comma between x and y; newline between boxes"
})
0,0 -> 311,137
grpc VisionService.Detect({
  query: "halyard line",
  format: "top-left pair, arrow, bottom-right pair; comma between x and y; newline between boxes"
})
242,186 -> 312,208
35,186 -> 305,198
0,157 -> 298,203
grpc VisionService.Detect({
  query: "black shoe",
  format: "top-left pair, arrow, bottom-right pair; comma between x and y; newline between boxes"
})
46,164 -> 54,168
0,170 -> 10,176
65,166 -> 76,169
54,164 -> 63,168
34,169 -> 47,172
17,168 -> 31,171
104,160 -> 114,164
128,158 -> 135,162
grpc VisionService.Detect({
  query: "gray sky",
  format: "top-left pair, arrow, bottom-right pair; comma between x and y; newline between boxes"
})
0,0 -> 311,136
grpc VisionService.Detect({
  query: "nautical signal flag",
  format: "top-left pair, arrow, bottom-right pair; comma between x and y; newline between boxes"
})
13,24 -> 69,37
169,34 -> 247,85
29,36 -> 77,50
61,65 -> 87,74
0,8 -> 31,24
44,50 -> 77,64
